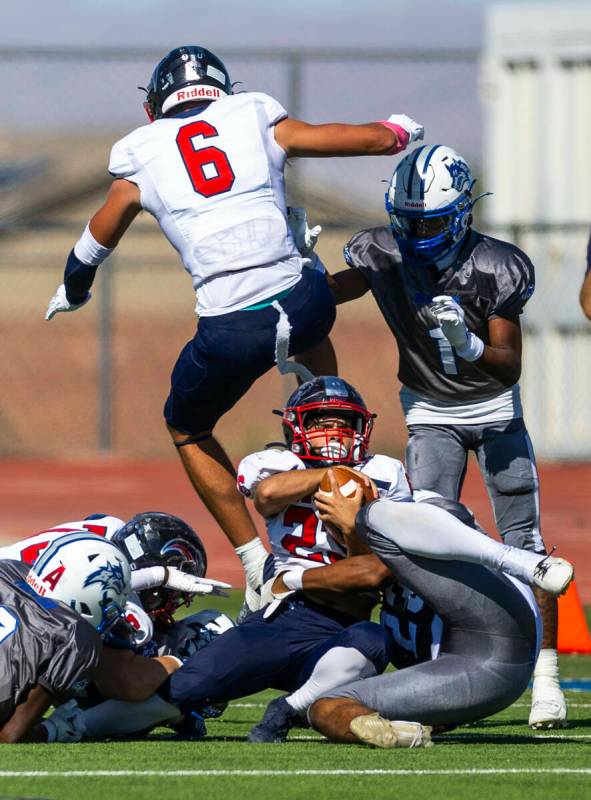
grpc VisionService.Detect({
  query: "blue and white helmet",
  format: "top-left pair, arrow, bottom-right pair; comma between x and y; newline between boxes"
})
386,144 -> 477,262
26,532 -> 131,634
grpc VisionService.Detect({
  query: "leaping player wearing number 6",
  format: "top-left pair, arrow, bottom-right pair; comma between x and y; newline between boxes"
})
44,45 -> 424,615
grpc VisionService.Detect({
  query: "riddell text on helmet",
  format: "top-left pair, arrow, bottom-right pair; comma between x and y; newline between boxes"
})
174,86 -> 223,102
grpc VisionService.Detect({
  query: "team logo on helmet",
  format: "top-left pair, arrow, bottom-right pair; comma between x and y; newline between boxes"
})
445,159 -> 472,192
84,560 -> 127,597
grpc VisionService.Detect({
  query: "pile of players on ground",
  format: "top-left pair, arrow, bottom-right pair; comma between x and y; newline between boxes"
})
0,376 -> 573,747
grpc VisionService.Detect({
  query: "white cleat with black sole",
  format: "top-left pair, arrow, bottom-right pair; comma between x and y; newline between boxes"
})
529,688 -> 568,729
349,714 -> 433,748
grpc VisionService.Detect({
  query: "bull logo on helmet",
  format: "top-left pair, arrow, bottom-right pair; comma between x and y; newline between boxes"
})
445,159 -> 471,192
84,560 -> 127,596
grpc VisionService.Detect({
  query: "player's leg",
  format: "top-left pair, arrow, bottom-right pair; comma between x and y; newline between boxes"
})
357,499 -> 572,594
165,268 -> 336,609
311,554 -> 536,746
293,335 -> 338,380
248,620 -> 391,743
405,424 -> 468,499
475,418 -> 566,729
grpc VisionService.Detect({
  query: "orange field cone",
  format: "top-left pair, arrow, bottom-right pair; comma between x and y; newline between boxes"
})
557,581 -> 591,654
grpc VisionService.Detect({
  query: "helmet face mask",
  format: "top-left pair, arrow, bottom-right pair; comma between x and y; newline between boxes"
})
282,377 -> 374,467
386,144 -> 477,263
112,512 -> 207,626
143,45 -> 232,121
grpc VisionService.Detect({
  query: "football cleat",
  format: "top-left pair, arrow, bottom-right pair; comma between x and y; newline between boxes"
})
349,714 -> 433,749
532,556 -> 574,596
529,687 -> 568,729
247,696 -> 300,743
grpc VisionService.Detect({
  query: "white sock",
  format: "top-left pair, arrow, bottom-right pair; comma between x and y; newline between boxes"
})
234,536 -> 269,589
532,648 -> 561,693
365,501 -> 543,584
288,647 -> 377,713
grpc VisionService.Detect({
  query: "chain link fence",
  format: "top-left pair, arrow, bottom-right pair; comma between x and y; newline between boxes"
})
1,47 -> 589,459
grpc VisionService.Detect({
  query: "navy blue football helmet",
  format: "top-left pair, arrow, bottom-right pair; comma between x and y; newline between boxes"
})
112,512 -> 207,625
280,376 -> 375,466
143,45 -> 232,121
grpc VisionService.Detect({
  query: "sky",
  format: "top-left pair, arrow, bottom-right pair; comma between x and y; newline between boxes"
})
4,0 -> 486,49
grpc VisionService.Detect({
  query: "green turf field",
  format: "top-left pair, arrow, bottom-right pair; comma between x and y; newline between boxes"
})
1,594 -> 589,800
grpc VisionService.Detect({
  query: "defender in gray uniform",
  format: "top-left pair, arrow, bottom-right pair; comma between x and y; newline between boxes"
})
0,533 -> 180,743
309,494 -> 542,748
329,144 -> 564,730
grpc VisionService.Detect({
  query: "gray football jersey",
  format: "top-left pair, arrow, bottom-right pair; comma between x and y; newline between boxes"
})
0,560 -> 101,726
344,227 -> 535,402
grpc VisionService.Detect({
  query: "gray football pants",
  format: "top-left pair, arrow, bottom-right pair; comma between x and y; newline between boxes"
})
406,417 -> 545,553
324,504 -> 538,726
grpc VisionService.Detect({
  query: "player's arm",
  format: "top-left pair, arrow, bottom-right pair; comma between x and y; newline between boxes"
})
328,268 -> 370,305
275,114 -> 423,158
476,315 -> 522,385
254,468 -> 328,518
580,270 -> 591,321
0,685 -> 52,743
274,554 -> 390,598
430,296 -> 522,386
93,646 -> 181,702
46,179 -> 142,319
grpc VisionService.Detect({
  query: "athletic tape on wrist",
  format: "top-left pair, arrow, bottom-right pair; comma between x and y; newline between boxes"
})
281,569 -> 304,592
377,121 -> 410,154
74,224 -> 114,266
455,332 -> 485,362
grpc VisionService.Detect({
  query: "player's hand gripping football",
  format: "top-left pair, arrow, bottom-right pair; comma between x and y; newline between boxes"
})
429,295 -> 469,350
287,206 -> 322,257
314,469 -> 376,540
45,284 -> 91,321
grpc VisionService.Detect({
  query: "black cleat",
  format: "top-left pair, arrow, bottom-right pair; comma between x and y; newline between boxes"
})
247,695 -> 299,743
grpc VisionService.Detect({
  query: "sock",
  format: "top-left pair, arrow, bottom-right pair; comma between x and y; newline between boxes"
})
288,647 -> 377,713
532,648 -> 561,693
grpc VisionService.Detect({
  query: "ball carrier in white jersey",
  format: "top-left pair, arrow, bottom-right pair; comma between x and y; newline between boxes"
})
44,45 -> 424,616
327,144 -> 567,729
235,376 -> 571,744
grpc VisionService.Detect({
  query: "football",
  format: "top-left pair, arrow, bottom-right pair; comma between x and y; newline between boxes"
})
317,465 -> 375,503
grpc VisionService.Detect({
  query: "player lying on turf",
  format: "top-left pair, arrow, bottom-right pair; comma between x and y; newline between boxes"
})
0,513 -> 233,741
306,478 -> 572,748
0,534 -> 181,743
150,376 -> 570,743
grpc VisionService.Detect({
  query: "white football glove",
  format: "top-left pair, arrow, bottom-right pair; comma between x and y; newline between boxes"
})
287,206 -> 322,257
45,284 -> 91,321
42,699 -> 86,743
260,576 -> 296,620
429,295 -> 469,350
164,568 -> 231,597
386,114 -> 424,144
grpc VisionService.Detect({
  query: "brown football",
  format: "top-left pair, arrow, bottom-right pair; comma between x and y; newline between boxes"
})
318,465 -> 375,503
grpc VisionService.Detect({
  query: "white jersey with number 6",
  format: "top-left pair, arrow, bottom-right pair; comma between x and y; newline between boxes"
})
109,92 -> 304,316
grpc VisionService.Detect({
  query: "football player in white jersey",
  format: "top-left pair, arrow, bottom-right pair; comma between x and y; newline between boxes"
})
238,377 -> 572,743
44,45 -> 424,615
